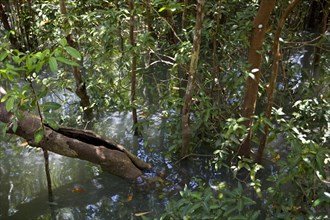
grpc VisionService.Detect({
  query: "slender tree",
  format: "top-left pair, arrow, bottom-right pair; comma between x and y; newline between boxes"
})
129,0 -> 139,135
60,0 -> 92,120
239,0 -> 277,158
312,0 -> 329,79
257,0 -> 301,162
181,0 -> 205,157
211,0 -> 222,105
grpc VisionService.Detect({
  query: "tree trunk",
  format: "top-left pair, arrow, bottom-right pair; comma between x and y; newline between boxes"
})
182,0 -> 189,29
257,0 -> 301,163
129,0 -> 139,136
0,3 -> 22,51
211,0 -> 222,105
60,0 -> 93,120
312,1 -> 329,80
239,0 -> 276,158
0,88 -> 151,180
145,0 -> 156,39
181,0 -> 205,157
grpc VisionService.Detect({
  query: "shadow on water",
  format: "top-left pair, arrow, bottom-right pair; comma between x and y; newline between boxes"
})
0,111 -> 232,220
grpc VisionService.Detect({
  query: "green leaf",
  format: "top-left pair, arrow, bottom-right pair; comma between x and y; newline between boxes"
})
44,118 -> 59,130
237,117 -> 248,123
56,56 -> 79,66
237,199 -> 243,212
34,128 -> 44,144
158,7 -> 166,12
64,46 -> 81,60
6,96 -> 15,112
223,206 -> 238,217
42,102 -> 61,111
26,56 -> 33,71
59,38 -> 67,46
0,51 -> 8,61
49,57 -> 58,73
35,51 -> 44,60
35,61 -> 45,73
250,211 -> 260,220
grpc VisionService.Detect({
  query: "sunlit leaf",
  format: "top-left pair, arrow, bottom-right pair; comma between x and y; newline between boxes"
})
34,128 -> 44,144
49,57 -> 58,73
59,38 -> 67,46
35,51 -> 44,60
134,211 -> 152,217
35,61 -> 45,73
5,96 -> 15,112
158,7 -> 166,12
0,51 -> 8,61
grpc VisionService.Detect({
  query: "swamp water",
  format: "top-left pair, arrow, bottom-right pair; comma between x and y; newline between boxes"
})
0,111 -> 233,220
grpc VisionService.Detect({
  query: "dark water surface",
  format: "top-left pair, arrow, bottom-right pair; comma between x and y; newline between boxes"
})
0,112 -> 223,219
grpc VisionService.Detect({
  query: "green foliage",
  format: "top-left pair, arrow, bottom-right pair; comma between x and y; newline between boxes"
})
0,0 -> 329,219
262,100 -> 330,218
161,182 -> 260,220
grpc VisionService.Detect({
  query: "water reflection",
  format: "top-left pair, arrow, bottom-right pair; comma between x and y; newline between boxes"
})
0,112 -> 222,219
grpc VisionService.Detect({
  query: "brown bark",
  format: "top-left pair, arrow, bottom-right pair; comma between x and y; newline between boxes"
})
239,0 -> 276,158
0,88 -> 151,179
257,0 -> 301,163
145,0 -> 156,39
312,1 -> 329,79
181,0 -> 205,157
0,3 -> 21,51
129,0 -> 139,135
60,1 -> 92,120
211,0 -> 222,104
59,0 -> 67,14
182,0 -> 189,29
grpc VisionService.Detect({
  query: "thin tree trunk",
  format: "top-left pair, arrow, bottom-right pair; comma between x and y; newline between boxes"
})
181,0 -> 205,158
60,0 -> 92,120
129,0 -> 139,135
182,0 -> 189,29
0,3 -> 21,51
312,1 -> 329,80
211,0 -> 222,104
239,0 -> 276,158
257,0 -> 301,163
145,0 -> 156,39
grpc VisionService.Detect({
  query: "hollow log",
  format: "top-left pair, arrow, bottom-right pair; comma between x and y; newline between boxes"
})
0,87 -> 151,179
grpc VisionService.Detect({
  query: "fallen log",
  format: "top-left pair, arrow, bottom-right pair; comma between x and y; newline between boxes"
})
0,87 -> 152,179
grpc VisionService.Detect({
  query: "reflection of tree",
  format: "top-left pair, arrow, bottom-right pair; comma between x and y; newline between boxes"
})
8,174 -> 130,219
0,157 -> 10,219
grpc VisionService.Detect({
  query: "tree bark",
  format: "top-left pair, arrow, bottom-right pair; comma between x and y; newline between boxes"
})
257,0 -> 301,163
181,0 -> 205,157
211,0 -> 222,105
239,0 -> 276,158
129,0 -> 139,135
312,1 -> 329,80
0,88 -> 151,180
60,1 -> 93,120
0,3 -> 22,51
